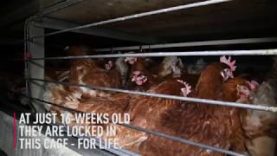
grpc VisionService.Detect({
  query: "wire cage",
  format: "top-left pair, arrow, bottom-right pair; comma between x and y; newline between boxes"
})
23,0 -> 277,156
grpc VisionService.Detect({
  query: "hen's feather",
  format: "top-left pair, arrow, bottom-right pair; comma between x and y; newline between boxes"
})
242,57 -> 277,156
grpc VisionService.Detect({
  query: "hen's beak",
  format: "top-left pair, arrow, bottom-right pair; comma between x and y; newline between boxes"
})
229,71 -> 234,79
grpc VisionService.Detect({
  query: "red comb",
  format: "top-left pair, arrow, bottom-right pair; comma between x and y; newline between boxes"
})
177,80 -> 192,96
131,71 -> 141,82
132,71 -> 147,85
246,80 -> 259,91
220,56 -> 237,71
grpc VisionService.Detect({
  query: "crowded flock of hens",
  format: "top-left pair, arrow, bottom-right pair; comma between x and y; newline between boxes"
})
44,45 -> 277,156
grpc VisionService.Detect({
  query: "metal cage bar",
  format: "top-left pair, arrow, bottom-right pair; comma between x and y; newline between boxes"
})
24,19 -> 46,113
96,37 -> 277,52
30,0 -> 231,39
30,49 -> 277,60
20,94 -> 245,156
28,78 -> 277,113
23,0 -> 277,155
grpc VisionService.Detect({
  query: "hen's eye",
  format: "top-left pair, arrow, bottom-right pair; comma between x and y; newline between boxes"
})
220,68 -> 234,81
224,68 -> 230,73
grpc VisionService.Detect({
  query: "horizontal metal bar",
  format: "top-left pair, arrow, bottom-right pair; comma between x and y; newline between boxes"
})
29,78 -> 277,113
122,124 -> 244,156
96,37 -> 277,52
30,0 -> 231,39
9,88 -> 136,156
20,93 -> 244,156
30,49 -> 277,60
36,17 -> 159,43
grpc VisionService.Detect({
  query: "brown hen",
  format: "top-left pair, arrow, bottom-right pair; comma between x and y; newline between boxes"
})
67,45 -> 122,99
242,56 -> 277,156
138,57 -> 253,156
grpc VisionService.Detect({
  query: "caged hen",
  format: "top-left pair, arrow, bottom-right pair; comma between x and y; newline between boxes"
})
64,56 -> 188,152
241,56 -> 277,156
44,45 -> 125,120
66,45 -> 122,99
43,82 -> 80,123
138,56 -> 256,156
107,77 -> 194,153
125,56 -> 184,91
125,56 -> 156,91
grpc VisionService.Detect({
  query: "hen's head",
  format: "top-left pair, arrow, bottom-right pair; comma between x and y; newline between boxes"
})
220,56 -> 237,81
131,71 -> 148,86
237,80 -> 259,101
177,80 -> 192,97
105,60 -> 113,70
159,56 -> 184,77
125,57 -> 138,65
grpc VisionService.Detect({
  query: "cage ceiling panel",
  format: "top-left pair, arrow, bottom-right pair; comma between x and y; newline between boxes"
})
47,0 -> 277,42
